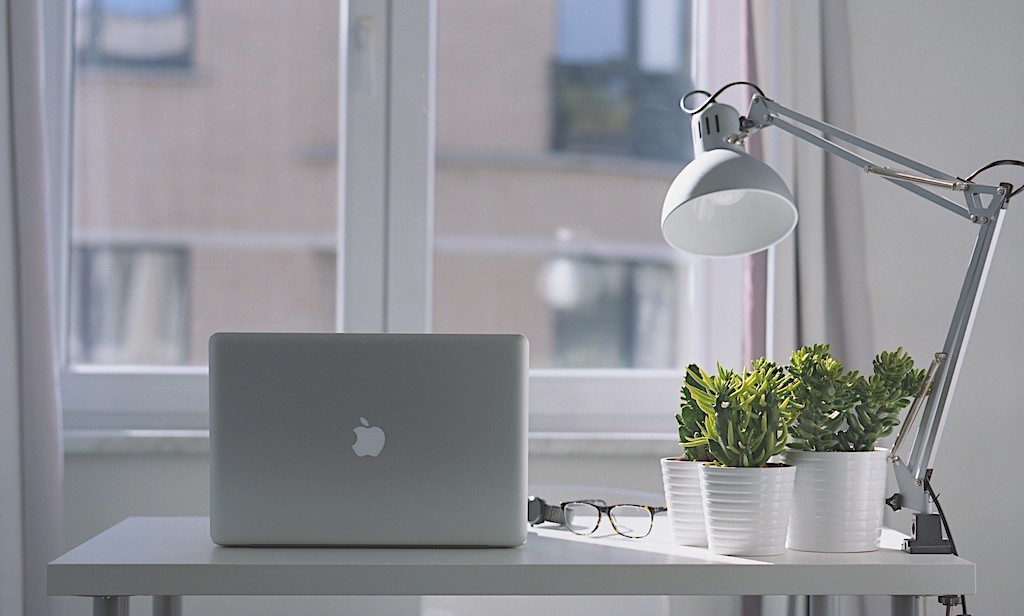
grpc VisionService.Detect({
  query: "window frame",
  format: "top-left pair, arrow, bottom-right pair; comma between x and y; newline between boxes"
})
60,0 -> 753,436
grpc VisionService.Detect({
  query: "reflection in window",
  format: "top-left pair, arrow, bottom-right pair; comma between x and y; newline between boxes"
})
552,0 -> 694,160
70,1 -> 339,367
540,256 -> 677,368
75,0 -> 195,68
70,245 -> 189,365
434,0 -> 718,370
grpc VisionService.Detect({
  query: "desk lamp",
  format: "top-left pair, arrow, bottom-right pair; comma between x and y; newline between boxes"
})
663,81 -> 1021,554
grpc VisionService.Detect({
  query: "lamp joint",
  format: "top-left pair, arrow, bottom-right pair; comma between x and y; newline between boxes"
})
885,493 -> 902,511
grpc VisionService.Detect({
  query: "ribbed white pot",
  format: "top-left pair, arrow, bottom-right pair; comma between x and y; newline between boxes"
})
660,458 -> 708,547
782,448 -> 888,553
699,464 -> 796,556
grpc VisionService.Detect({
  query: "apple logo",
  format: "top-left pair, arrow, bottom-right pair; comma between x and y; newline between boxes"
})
352,417 -> 386,457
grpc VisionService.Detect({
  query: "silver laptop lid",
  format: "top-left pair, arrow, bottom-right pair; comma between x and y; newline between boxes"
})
210,332 -> 528,547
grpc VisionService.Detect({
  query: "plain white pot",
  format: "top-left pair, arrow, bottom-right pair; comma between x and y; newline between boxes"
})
660,458 -> 708,547
699,464 -> 796,556
782,448 -> 888,553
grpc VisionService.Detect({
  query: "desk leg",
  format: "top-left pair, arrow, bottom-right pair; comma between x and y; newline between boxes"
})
93,596 -> 129,616
153,596 -> 182,616
891,596 -> 927,616
807,595 -> 840,615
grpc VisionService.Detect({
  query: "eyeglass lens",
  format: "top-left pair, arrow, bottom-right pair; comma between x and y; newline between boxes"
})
563,502 -> 601,535
608,505 -> 653,538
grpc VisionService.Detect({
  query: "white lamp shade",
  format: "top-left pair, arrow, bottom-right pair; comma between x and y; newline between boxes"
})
661,148 -> 798,256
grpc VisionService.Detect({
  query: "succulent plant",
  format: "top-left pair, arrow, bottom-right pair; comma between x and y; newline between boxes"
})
786,344 -> 859,452
840,348 -> 925,452
786,344 -> 925,453
675,363 -> 714,462
682,359 -> 796,467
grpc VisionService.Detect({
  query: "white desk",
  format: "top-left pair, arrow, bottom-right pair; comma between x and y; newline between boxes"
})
48,517 -> 974,616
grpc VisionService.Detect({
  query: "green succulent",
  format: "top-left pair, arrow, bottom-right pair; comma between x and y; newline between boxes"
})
675,363 -> 714,462
682,359 -> 796,468
786,344 -> 859,452
839,348 -> 925,452
786,344 -> 925,453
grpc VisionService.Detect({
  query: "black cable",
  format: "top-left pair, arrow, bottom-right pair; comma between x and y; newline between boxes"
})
680,81 -> 767,115
958,158 -> 1024,198
925,477 -> 969,615
924,478 -> 958,555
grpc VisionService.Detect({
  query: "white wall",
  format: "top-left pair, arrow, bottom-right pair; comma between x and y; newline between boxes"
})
847,3 -> 1024,615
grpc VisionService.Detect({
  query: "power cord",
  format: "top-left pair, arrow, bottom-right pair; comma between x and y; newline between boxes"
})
681,83 -> 1024,207
680,81 -> 767,115
924,476 -> 970,615
958,158 -> 1024,199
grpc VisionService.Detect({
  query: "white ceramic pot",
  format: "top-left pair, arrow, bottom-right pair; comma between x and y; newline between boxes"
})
699,464 -> 796,556
660,457 -> 708,546
782,448 -> 888,553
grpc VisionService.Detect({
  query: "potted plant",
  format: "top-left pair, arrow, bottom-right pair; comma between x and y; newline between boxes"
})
683,359 -> 798,556
782,344 -> 925,553
661,364 -> 714,546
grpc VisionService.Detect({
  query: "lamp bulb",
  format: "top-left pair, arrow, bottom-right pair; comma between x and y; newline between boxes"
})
707,190 -> 743,206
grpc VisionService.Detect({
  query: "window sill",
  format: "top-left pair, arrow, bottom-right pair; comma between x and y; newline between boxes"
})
75,65 -> 209,85
63,430 -> 681,458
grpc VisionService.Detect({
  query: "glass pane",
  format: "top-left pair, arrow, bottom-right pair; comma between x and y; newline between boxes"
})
70,1 -> 339,366
563,502 -> 601,535
608,504 -> 652,538
434,0 -> 742,369
70,246 -> 188,365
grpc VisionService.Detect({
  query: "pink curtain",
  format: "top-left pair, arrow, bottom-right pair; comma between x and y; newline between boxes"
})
740,0 -> 768,364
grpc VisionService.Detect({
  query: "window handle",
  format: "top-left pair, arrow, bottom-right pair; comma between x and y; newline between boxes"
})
351,18 -> 378,96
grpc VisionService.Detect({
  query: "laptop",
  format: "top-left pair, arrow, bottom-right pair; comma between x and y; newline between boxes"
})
209,332 -> 528,547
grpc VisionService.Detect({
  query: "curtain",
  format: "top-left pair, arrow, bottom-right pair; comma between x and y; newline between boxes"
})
757,1 -> 875,371
752,1 -> 878,615
0,1 -> 67,615
740,0 -> 767,365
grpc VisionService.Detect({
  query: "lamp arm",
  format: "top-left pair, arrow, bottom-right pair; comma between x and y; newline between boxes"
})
742,94 -> 1011,513
744,95 -> 1008,221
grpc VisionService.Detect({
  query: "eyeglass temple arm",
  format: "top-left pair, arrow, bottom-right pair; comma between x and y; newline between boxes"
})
739,93 -> 1010,514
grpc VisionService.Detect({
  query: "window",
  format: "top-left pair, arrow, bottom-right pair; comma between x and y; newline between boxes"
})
546,257 -> 678,368
64,0 -> 340,427
75,0 -> 195,68
70,244 -> 189,365
432,0 -> 742,378
62,0 -> 748,434
552,0 -> 694,161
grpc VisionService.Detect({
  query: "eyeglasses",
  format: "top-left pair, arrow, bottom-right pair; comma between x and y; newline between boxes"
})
561,499 -> 667,539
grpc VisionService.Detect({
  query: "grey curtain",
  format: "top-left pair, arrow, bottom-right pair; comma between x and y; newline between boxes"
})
741,0 -> 768,365
1,1 -> 67,615
764,0 -> 875,372
756,1 -> 878,614
816,0 -> 874,369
